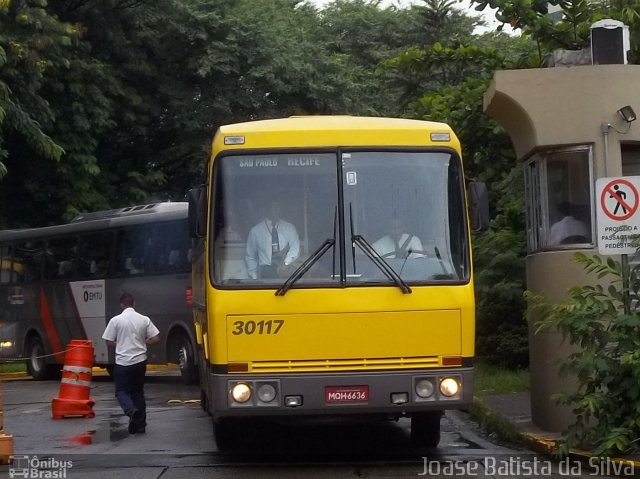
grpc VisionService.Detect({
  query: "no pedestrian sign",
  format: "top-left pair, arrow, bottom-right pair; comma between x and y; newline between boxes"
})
596,176 -> 640,255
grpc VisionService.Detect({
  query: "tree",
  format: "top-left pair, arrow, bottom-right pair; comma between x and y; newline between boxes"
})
471,0 -> 640,64
316,0 -> 422,115
0,0 -> 153,225
473,166 -> 528,368
0,0 -> 69,224
412,0 -> 479,46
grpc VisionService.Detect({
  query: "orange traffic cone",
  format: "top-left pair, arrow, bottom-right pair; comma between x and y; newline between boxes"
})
0,381 -> 13,464
51,340 -> 95,419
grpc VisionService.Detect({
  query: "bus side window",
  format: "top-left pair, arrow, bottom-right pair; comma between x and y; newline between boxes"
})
78,232 -> 113,279
0,244 -> 13,285
168,220 -> 191,272
16,241 -> 44,283
149,223 -> 170,273
45,236 -> 78,280
149,221 -> 190,274
116,226 -> 149,276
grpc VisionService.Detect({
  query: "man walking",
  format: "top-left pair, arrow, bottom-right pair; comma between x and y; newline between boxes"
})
102,292 -> 160,434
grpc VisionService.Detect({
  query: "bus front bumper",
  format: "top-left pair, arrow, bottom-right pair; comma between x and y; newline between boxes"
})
208,367 -> 473,420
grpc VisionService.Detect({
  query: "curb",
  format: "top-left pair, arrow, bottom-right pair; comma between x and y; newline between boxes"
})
0,372 -> 27,381
473,395 -> 640,469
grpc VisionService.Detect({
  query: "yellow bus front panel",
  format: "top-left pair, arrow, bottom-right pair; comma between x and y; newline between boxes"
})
226,310 -> 461,368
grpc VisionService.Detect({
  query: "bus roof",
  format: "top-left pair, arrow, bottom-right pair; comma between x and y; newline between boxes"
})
70,201 -> 187,223
0,202 -> 188,243
212,116 -> 460,152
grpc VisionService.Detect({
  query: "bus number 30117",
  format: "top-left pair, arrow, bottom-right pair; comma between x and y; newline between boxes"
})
232,319 -> 285,335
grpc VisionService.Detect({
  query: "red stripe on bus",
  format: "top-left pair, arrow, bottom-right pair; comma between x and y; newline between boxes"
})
39,288 -> 65,362
67,284 -> 87,338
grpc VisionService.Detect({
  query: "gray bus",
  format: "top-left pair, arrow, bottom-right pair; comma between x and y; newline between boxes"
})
0,202 -> 198,383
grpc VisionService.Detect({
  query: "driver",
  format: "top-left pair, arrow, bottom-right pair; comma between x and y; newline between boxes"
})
245,199 -> 300,279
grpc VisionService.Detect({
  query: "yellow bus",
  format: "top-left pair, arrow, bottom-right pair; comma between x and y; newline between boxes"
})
188,116 -> 489,449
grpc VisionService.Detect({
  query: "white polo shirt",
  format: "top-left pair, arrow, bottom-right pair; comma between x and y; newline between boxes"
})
102,307 -> 160,366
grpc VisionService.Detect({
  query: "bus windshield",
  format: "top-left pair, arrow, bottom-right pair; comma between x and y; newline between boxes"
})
212,150 -> 468,288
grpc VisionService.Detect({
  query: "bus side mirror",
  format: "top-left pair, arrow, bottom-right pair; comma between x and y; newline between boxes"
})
468,180 -> 490,232
188,187 -> 206,238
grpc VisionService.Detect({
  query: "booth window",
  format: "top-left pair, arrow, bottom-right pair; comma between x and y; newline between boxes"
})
525,146 -> 593,252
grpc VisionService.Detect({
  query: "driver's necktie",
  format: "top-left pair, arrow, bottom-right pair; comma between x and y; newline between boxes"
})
271,223 -> 280,254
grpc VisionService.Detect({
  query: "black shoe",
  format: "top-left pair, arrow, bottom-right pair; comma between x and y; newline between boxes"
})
128,409 -> 143,434
135,424 -> 146,434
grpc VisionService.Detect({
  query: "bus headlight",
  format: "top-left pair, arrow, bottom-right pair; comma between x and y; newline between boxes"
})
257,384 -> 277,403
440,377 -> 460,397
231,383 -> 252,403
415,378 -> 435,398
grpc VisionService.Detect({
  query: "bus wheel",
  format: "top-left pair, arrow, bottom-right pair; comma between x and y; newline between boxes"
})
411,411 -> 442,449
26,336 -> 48,380
175,332 -> 198,385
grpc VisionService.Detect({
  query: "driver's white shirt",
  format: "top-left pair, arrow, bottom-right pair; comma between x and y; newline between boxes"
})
102,307 -> 160,366
372,233 -> 424,258
245,219 -> 300,279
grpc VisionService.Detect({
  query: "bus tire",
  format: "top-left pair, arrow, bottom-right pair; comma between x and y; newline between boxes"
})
25,336 -> 48,381
173,331 -> 198,385
410,411 -> 442,449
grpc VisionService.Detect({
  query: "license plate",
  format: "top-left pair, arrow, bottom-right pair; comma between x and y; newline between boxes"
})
325,385 -> 369,404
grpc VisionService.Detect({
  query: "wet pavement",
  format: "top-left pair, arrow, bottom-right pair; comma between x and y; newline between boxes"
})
2,372 -> 212,458
0,372 -> 624,478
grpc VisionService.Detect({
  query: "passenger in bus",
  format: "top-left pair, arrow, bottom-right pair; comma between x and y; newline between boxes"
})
372,218 -> 425,259
125,257 -> 144,275
102,292 -> 160,435
91,256 -> 109,276
245,200 -> 300,279
57,261 -> 74,278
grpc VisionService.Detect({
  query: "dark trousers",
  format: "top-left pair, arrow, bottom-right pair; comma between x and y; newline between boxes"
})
113,361 -> 147,423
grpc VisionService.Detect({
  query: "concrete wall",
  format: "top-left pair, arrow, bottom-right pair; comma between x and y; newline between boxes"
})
525,251 -> 592,431
484,64 -> 640,432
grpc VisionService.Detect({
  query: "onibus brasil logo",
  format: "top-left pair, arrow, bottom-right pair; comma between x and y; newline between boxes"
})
9,456 -> 73,479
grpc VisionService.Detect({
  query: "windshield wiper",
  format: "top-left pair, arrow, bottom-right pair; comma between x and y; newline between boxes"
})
351,234 -> 412,294
275,238 -> 335,296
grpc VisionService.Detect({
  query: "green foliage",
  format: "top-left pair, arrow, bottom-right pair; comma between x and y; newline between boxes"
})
317,0 -> 421,115
0,0 -> 131,224
0,0 -> 68,186
470,397 -> 527,446
1,0 -> 504,227
471,0 -> 640,64
532,252 -> 640,456
473,166 -> 528,368
384,23 -> 534,183
475,361 -> 530,394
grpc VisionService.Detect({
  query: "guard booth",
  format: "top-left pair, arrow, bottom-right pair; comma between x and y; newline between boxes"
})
484,61 -> 640,431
